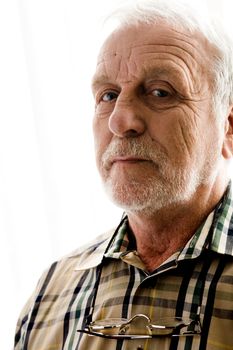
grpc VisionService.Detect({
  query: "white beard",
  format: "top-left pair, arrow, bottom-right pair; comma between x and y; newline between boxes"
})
100,136 -> 221,215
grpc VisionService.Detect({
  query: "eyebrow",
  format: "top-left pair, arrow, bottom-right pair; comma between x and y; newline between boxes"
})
143,66 -> 180,80
91,75 -> 112,91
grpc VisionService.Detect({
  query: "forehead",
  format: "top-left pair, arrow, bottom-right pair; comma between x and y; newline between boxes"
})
93,23 -> 213,89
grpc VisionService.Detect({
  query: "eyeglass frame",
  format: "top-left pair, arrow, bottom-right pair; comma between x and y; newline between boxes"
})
77,312 -> 202,340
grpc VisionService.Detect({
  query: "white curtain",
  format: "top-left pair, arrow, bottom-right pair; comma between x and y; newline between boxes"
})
0,1 -> 232,348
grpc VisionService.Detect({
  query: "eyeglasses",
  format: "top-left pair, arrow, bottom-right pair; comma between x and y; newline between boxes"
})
77,313 -> 202,340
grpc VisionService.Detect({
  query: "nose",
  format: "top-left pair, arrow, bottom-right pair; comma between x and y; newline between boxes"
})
108,97 -> 146,138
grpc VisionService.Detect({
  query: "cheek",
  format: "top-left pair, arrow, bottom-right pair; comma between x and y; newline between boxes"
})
93,117 -> 112,165
148,113 -> 200,165
169,116 -> 216,167
175,120 -> 198,153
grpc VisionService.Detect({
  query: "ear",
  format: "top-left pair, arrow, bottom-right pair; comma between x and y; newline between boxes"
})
222,106 -> 233,159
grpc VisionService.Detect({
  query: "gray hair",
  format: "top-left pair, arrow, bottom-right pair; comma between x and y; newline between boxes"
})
106,0 -> 233,121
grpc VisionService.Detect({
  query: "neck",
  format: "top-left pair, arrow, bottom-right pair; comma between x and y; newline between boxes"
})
127,179 -> 228,272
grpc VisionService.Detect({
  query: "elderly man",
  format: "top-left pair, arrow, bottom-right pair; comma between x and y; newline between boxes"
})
15,0 -> 233,349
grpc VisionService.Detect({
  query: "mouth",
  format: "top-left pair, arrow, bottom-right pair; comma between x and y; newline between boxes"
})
102,154 -> 151,172
111,156 -> 147,164
111,156 -> 150,165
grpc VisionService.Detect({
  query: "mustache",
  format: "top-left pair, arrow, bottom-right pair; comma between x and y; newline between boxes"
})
101,138 -> 168,168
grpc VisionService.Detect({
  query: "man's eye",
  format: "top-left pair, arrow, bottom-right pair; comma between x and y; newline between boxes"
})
151,89 -> 170,97
101,91 -> 118,102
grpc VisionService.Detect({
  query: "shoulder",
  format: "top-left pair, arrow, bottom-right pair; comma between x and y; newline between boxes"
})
14,230 -> 115,348
66,229 -> 114,259
62,229 -> 115,270
37,229 -> 115,295
15,230 -> 115,329
28,229 -> 115,301
37,229 -> 115,281
39,227 -> 114,279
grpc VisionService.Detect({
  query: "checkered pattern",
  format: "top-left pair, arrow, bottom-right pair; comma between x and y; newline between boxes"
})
15,184 -> 233,350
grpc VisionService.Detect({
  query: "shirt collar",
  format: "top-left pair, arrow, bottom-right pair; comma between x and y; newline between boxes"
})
178,181 -> 233,259
210,181 -> 233,255
104,217 -> 132,259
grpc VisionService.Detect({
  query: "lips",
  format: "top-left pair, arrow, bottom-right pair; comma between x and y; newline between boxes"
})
111,156 -> 148,164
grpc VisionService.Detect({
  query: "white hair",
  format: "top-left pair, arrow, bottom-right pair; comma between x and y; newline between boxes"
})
105,0 -> 233,121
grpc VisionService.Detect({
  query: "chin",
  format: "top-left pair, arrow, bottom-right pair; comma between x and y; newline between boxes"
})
103,178 -> 177,214
102,167 -> 210,214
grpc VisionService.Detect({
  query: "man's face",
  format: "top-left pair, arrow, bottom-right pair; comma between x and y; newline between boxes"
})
92,22 -> 223,214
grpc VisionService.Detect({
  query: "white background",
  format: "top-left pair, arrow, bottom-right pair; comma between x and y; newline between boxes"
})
0,0 -> 232,348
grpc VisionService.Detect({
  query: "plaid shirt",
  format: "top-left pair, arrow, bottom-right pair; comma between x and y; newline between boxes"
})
15,184 -> 233,350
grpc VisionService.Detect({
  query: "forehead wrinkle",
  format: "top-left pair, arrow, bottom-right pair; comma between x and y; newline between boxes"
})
100,31 -> 202,61
94,41 -> 207,96
98,29 -> 202,69
100,41 -> 202,80
95,53 -> 140,87
135,43 -> 198,68
97,52 -> 121,66
93,56 -> 122,89
92,64 -> 132,91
